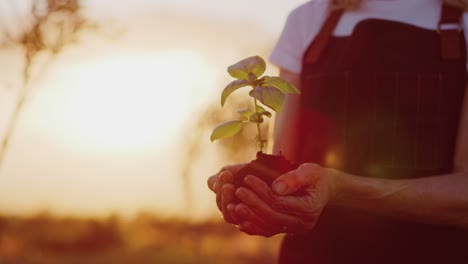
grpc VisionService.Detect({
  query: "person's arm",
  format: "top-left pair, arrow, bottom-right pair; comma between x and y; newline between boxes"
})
272,68 -> 301,160
230,84 -> 468,237
330,83 -> 468,226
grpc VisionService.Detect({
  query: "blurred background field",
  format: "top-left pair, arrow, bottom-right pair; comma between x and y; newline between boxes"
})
0,212 -> 284,263
0,0 -> 306,262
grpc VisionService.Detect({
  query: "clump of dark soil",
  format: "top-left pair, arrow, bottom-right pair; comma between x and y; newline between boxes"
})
232,152 -> 299,203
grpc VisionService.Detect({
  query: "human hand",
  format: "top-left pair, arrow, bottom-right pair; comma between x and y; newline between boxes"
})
207,163 -> 246,224
229,163 -> 338,237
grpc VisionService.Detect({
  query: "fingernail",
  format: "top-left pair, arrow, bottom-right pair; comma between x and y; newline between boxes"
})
273,181 -> 287,195
213,181 -> 218,190
236,189 -> 246,200
219,173 -> 226,181
244,175 -> 253,185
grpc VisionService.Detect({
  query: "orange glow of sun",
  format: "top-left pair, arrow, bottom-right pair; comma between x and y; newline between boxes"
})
33,49 -> 216,155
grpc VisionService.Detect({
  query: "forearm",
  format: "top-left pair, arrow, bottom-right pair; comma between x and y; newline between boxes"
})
331,170 -> 468,228
272,68 -> 301,158
272,95 -> 300,155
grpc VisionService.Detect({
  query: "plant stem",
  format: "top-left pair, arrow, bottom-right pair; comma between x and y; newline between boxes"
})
253,98 -> 264,152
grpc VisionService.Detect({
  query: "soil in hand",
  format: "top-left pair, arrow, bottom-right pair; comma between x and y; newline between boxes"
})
232,152 -> 299,203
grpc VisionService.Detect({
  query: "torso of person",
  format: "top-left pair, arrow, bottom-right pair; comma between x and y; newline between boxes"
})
270,0 -> 468,73
270,1 -> 468,263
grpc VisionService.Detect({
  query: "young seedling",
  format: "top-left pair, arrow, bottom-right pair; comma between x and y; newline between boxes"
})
210,56 -> 302,201
210,55 -> 300,152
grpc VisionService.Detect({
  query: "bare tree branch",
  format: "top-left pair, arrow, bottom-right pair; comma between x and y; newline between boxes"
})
0,0 -> 90,171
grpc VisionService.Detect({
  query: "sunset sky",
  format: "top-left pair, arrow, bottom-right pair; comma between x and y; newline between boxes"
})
0,0 -> 308,220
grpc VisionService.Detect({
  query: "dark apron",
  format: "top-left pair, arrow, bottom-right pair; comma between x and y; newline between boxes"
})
278,15 -> 468,264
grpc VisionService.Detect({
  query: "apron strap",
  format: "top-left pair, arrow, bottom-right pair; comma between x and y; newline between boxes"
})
439,3 -> 464,60
303,9 -> 344,64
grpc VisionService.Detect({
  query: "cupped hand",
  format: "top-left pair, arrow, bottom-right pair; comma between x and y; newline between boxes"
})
230,163 -> 338,237
207,163 -> 246,224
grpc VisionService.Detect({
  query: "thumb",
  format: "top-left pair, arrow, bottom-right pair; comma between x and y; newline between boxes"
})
272,163 -> 319,195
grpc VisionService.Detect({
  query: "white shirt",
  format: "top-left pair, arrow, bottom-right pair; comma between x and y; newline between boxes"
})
270,0 -> 468,73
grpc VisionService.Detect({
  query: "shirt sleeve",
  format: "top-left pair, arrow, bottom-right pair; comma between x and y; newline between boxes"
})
269,12 -> 304,73
269,1 -> 329,74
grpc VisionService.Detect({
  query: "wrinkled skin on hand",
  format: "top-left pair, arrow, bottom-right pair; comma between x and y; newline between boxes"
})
208,163 -> 338,237
207,163 -> 246,225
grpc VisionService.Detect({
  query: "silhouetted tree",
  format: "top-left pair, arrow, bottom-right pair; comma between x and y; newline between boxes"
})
0,0 -> 91,171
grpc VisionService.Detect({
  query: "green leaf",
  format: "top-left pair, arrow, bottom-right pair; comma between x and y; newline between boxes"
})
227,56 -> 266,81
255,104 -> 266,113
254,105 -> 272,118
221,79 -> 251,107
210,120 -> 244,142
249,86 -> 285,112
237,109 -> 254,120
260,76 -> 300,94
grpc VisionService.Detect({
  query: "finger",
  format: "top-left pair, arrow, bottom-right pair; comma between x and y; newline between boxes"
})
227,203 -> 242,224
234,203 -> 268,227
235,200 -> 311,235
215,163 -> 245,196
243,175 -> 276,203
234,203 -> 292,235
221,184 -> 237,224
235,187 -> 305,230
272,163 -> 320,195
244,175 -> 299,214
216,171 -> 234,211
207,175 -> 218,192
219,170 -> 234,185
245,175 -> 319,219
271,195 -> 321,220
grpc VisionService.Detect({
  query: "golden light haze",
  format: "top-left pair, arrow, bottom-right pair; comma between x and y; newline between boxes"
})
0,0 -> 307,220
